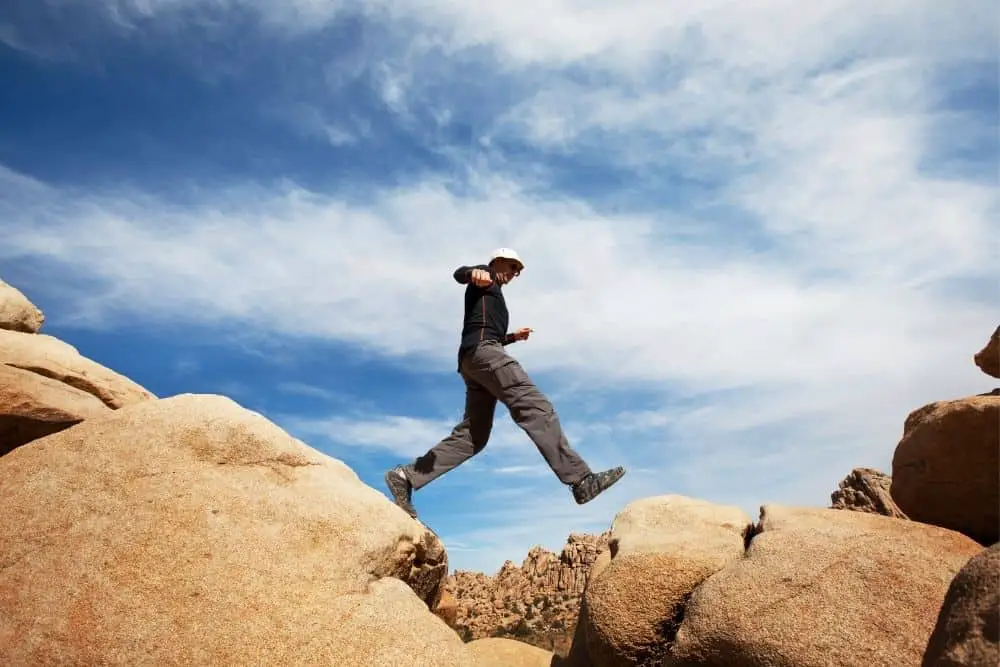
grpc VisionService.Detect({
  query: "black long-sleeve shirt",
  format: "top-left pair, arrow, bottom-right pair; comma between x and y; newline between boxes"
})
453,264 -> 516,368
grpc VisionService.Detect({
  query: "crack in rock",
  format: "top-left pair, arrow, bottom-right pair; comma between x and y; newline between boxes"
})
5,363 -> 118,409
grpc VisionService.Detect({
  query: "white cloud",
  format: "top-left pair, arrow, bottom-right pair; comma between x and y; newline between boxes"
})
281,408 -> 548,459
285,414 -> 457,458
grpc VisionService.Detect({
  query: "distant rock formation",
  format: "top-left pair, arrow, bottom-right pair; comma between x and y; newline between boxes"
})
830,467 -> 907,518
445,532 -> 610,654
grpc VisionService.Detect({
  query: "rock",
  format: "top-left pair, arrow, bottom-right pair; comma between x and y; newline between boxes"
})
891,395 -> 1000,545
973,326 -> 999,379
0,279 -> 44,333
580,495 -> 752,667
448,531 -> 611,649
320,578 -> 471,666
467,637 -> 555,667
668,505 -> 984,667
434,588 -> 459,628
560,549 -> 614,667
0,364 -> 110,456
922,543 -> 1000,667
0,394 -> 468,666
0,329 -> 155,409
830,467 -> 907,519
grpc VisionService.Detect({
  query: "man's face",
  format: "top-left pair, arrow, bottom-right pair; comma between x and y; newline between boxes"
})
492,258 -> 522,284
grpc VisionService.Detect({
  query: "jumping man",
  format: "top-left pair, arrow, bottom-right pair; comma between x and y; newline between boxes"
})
384,248 -> 626,519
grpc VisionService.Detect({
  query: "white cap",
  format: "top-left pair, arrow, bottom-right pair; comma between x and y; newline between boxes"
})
490,247 -> 524,271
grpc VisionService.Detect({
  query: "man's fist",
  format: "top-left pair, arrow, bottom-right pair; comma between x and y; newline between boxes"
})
470,268 -> 493,287
512,327 -> 533,341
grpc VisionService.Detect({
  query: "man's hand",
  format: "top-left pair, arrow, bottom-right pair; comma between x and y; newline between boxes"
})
470,268 -> 493,287
512,327 -> 533,341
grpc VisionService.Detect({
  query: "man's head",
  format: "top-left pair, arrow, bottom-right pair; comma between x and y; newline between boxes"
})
489,247 -> 524,284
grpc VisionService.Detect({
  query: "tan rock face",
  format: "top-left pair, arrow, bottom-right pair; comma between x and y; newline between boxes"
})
973,326 -> 999,379
434,589 -> 459,627
0,280 -> 44,333
891,395 -> 1000,545
0,364 -> 111,456
0,394 -> 467,666
922,543 -> 1000,667
447,531 -> 611,652
830,467 -> 907,519
580,495 -> 752,667
0,330 -> 155,409
668,505 -> 984,667
467,637 -> 555,667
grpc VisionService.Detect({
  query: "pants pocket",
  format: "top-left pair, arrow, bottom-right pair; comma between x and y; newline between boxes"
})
493,358 -> 530,392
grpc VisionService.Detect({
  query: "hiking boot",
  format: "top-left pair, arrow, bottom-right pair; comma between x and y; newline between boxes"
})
384,466 -> 418,519
572,466 -> 626,505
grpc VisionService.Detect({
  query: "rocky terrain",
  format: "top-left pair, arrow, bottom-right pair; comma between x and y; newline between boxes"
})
2,277 -> 997,666
443,532 -> 610,653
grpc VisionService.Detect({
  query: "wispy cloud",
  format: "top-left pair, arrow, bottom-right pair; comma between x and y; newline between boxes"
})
275,381 -> 345,402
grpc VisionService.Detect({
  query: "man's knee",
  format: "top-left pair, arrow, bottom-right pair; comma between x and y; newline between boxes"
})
507,387 -> 554,423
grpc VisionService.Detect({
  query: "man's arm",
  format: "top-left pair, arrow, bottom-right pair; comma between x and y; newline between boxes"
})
454,264 -> 491,284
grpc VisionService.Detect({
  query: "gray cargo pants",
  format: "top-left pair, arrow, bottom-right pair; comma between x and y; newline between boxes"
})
402,340 -> 592,490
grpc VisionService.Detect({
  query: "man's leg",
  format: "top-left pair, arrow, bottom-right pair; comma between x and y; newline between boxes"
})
462,342 -> 622,500
385,375 -> 497,517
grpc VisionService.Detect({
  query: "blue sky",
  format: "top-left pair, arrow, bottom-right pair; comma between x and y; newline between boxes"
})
2,0 -> 997,574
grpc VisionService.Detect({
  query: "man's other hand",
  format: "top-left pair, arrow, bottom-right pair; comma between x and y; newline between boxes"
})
512,327 -> 533,341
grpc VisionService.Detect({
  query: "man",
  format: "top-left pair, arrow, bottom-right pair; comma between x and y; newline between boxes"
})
384,247 -> 625,519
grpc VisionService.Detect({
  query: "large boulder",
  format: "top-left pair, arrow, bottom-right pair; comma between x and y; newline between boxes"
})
0,394 -> 470,666
922,543 -> 1000,666
667,505 -> 983,667
0,364 -> 111,456
0,279 -> 44,333
973,326 -> 999,379
467,637 -> 555,667
579,495 -> 752,667
891,396 -> 999,545
0,329 -> 155,409
830,467 -> 907,519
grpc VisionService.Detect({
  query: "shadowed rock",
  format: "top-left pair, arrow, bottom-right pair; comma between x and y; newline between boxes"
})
891,395 -> 1000,545
922,543 -> 1000,667
0,364 -> 110,456
973,326 -> 999,379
